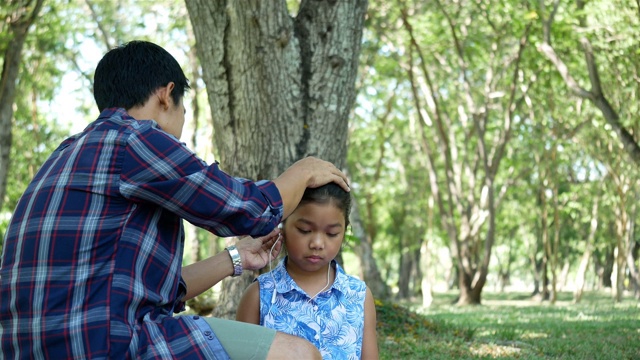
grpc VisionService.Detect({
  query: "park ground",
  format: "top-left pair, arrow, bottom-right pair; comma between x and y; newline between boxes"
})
377,290 -> 639,360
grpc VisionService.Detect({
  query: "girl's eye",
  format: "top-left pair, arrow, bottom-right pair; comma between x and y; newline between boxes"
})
297,228 -> 311,234
327,233 -> 340,238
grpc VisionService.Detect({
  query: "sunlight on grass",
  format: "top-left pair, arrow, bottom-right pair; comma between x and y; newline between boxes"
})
564,311 -> 599,321
469,343 -> 522,357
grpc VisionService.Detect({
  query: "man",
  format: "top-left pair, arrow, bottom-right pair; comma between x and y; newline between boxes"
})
0,40 -> 349,359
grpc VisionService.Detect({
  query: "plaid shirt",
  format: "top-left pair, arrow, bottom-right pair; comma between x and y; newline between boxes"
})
0,108 -> 283,359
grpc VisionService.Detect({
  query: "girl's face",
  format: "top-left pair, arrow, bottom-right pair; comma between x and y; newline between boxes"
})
283,201 -> 346,273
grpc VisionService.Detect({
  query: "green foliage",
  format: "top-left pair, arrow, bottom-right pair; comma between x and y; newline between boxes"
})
0,1 -> 77,240
349,0 -> 640,301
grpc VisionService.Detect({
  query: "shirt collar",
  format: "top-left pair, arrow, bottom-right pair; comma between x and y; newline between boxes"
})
272,256 -> 350,297
98,107 -> 131,120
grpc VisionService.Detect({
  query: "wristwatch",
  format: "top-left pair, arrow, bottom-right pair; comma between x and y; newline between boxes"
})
225,245 -> 243,277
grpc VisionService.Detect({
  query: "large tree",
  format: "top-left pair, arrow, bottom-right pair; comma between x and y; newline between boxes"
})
185,0 -> 369,318
401,0 -> 533,305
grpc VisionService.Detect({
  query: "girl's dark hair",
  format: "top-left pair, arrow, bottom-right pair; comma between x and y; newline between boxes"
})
299,183 -> 351,227
93,40 -> 190,112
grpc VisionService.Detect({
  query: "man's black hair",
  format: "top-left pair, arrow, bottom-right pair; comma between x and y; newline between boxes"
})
93,40 -> 190,112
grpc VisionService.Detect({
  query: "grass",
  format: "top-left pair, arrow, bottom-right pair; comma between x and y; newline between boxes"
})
376,290 -> 640,360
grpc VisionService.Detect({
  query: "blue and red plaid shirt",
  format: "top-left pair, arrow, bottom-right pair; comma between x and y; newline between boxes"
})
0,108 -> 283,359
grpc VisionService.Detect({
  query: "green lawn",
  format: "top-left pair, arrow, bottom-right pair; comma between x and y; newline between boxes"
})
376,291 -> 640,360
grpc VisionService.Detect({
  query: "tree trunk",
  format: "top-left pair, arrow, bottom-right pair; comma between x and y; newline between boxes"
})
419,239 -> 433,307
398,245 -> 412,300
185,0 -> 368,319
611,174 -> 630,303
600,245 -> 615,289
541,260 -> 550,302
0,0 -> 44,214
629,239 -> 640,300
457,272 -> 481,305
530,226 -> 542,296
538,180 -> 551,302
455,237 -> 480,305
612,246 -> 624,302
550,180 -> 560,304
350,193 -> 390,300
497,227 -> 516,293
573,198 -> 599,303
626,198 -> 640,299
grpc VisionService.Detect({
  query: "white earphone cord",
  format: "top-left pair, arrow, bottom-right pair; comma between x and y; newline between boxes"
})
308,264 -> 331,303
270,234 -> 281,304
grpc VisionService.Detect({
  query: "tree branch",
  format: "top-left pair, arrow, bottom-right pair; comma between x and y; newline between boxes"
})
490,23 -> 532,176
84,0 -> 113,50
539,8 -> 640,166
537,43 -> 592,99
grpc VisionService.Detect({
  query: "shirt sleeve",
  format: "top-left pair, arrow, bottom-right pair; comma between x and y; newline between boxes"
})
118,124 -> 283,237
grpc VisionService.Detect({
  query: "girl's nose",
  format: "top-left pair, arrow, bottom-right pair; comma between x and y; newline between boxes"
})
309,233 -> 324,249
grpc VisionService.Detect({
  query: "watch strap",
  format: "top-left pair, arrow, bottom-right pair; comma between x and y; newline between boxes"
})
226,245 -> 243,277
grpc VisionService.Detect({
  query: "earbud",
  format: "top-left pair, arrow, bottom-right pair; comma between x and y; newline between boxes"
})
271,288 -> 277,304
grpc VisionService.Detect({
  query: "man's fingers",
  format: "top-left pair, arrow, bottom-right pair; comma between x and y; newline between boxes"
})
335,174 -> 350,192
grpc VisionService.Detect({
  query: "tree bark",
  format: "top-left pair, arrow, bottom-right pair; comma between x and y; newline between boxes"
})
0,0 -> 44,214
185,0 -> 368,319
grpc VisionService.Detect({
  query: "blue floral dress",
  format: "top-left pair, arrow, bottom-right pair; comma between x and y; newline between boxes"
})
257,257 -> 367,360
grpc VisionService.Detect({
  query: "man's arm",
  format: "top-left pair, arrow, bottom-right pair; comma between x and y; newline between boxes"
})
180,229 -> 282,301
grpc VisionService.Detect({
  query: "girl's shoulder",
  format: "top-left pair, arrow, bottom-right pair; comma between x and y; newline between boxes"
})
256,258 -> 290,288
334,262 -> 367,293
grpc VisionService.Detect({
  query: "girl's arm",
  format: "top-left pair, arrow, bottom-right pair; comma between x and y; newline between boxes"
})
361,287 -> 380,360
236,281 -> 261,324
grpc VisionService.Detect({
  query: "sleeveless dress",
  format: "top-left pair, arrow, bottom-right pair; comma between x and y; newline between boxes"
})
257,257 -> 367,360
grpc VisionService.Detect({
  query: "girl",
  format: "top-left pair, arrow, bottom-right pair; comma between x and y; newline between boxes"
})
236,183 -> 379,360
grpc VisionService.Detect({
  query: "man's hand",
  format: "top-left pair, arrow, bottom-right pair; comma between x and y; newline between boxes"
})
283,156 -> 350,192
235,229 -> 283,271
273,156 -> 350,219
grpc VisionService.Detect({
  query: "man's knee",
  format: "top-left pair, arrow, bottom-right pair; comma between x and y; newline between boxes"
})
267,332 -> 321,360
